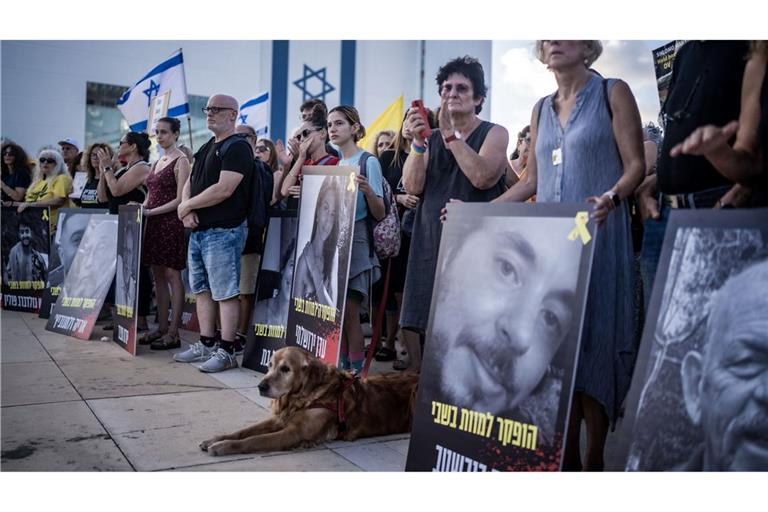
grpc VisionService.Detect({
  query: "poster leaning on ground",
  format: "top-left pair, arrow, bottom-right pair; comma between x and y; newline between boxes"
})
46,214 -> 117,340
406,202 -> 597,472
284,166 -> 357,366
40,208 -> 108,319
1,206 -> 50,313
114,205 -> 143,355
243,210 -> 298,373
619,209 -> 768,471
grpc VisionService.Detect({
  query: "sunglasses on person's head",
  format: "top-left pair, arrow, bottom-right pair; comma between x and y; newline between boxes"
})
39,157 -> 56,164
441,83 -> 471,94
254,145 -> 269,153
296,128 -> 317,141
202,106 -> 235,115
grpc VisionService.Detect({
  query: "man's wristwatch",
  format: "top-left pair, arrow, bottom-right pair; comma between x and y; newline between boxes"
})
443,130 -> 461,145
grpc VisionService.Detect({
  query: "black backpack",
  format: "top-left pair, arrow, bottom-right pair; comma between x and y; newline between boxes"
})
214,134 -> 273,233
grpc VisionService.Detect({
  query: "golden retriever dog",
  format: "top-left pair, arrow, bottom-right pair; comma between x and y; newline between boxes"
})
200,346 -> 419,456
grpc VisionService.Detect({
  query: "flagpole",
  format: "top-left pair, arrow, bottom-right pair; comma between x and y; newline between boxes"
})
187,117 -> 194,153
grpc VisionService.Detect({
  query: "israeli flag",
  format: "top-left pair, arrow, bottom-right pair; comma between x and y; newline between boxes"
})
238,91 -> 270,137
116,49 -> 190,132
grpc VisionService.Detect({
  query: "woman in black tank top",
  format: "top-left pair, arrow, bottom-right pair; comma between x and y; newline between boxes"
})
97,131 -> 151,214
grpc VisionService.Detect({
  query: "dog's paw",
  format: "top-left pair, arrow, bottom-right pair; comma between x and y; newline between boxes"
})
199,437 -> 220,452
208,441 -> 235,456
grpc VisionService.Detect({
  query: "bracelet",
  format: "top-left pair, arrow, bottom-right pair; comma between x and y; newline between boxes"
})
411,142 -> 426,155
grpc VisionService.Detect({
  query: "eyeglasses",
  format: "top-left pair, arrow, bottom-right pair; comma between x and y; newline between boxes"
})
3,151 -> 14,157
254,145 -> 269,153
377,141 -> 391,149
119,139 -> 129,145
39,158 -> 56,164
440,83 -> 471,95
296,128 -> 317,141
202,106 -> 235,115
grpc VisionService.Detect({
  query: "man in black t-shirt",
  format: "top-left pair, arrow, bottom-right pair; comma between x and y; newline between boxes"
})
174,94 -> 251,373
635,41 -> 750,308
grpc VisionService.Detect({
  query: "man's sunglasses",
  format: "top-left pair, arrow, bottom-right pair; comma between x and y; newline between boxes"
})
39,158 -> 56,164
202,106 -> 235,115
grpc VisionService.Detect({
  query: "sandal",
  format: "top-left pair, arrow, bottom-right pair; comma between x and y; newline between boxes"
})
374,347 -> 397,362
150,333 -> 181,351
138,329 -> 166,345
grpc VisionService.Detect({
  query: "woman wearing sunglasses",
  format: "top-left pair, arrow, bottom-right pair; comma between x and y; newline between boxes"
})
279,105 -> 339,208
17,149 -> 74,233
253,138 -> 283,205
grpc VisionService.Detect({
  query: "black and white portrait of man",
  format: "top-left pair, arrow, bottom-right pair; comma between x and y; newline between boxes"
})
424,214 -> 585,438
622,211 -> 768,472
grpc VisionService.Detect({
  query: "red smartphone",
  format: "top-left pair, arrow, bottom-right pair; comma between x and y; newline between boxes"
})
411,99 -> 432,140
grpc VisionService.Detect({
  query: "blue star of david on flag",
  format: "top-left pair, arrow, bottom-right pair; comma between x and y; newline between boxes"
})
239,113 -> 248,124
293,64 -> 336,101
142,79 -> 161,107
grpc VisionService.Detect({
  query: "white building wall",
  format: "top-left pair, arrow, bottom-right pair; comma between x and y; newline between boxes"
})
1,40 -> 269,154
1,40 -> 492,155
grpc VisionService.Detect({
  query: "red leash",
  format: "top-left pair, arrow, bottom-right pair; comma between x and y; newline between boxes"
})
362,258 -> 392,379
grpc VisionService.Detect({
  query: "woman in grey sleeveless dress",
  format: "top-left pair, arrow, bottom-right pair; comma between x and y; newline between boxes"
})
495,40 -> 645,470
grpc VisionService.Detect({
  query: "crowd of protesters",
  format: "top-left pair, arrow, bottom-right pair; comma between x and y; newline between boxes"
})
2,40 -> 766,470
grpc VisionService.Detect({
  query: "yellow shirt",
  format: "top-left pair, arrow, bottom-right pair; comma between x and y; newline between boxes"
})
25,173 -> 75,231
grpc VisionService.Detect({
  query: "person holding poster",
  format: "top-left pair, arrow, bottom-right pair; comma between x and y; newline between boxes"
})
17,149 -> 73,234
494,40 -> 645,471
401,56 -> 509,372
327,105 -> 385,374
174,94 -> 250,373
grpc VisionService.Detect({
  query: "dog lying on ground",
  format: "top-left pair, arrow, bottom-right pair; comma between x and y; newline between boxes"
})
200,346 -> 420,456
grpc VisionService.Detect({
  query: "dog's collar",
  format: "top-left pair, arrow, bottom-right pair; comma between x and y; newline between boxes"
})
310,375 -> 357,438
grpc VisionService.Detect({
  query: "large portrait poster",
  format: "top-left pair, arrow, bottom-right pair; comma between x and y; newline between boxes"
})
243,210 -> 298,373
114,205 -> 143,355
619,210 -> 768,471
39,208 -> 108,319
406,203 -> 597,472
285,166 -> 357,366
46,215 -> 117,339
1,206 -> 50,313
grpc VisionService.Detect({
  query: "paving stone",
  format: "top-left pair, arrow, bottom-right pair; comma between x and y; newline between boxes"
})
1,361 -> 80,406
0,401 -> 132,471
235,387 -> 274,412
89,389 -> 272,471
58,355 -> 226,399
329,441 -> 406,471
1,329 -> 51,363
171,448 -> 361,471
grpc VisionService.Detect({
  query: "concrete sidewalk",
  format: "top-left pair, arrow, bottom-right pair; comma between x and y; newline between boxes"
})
0,310 -> 410,471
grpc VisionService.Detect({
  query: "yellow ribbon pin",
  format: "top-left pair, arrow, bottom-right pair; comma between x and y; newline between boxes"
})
42,209 -> 49,221
136,208 -> 141,222
347,172 -> 357,192
567,211 -> 592,245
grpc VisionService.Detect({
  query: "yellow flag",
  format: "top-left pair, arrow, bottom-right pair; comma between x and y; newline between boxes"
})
357,95 -> 404,153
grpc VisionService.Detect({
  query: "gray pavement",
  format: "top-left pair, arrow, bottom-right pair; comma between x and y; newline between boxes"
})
0,309 -> 409,471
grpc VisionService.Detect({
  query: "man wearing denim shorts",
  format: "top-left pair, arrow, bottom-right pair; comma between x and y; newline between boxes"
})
174,94 -> 251,372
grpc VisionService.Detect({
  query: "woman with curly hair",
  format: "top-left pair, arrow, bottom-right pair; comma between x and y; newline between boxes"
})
1,142 -> 33,204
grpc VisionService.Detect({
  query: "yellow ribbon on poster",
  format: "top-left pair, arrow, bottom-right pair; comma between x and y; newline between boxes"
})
42,209 -> 49,221
567,211 -> 591,245
347,172 -> 357,192
136,207 -> 141,223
